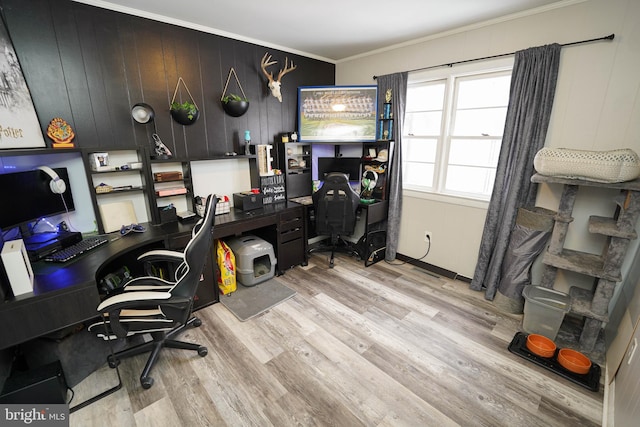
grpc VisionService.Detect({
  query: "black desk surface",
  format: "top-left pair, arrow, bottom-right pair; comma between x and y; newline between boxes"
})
0,202 -> 300,350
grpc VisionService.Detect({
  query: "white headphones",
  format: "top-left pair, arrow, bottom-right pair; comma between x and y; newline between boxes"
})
38,166 -> 67,194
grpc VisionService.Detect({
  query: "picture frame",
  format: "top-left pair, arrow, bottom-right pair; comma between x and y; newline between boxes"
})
297,85 -> 378,142
0,17 -> 45,149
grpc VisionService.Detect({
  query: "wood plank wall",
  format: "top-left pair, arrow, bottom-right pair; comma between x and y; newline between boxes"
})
0,0 -> 335,158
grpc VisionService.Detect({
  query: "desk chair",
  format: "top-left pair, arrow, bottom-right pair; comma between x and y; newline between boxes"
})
89,195 -> 217,389
309,172 -> 361,267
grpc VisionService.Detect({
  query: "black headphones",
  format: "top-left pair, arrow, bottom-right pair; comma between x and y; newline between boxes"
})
38,166 -> 67,194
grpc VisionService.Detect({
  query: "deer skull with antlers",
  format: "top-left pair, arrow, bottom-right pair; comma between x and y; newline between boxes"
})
261,52 -> 296,102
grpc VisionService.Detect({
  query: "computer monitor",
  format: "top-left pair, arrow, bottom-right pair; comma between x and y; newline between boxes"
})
0,167 -> 75,233
317,157 -> 361,181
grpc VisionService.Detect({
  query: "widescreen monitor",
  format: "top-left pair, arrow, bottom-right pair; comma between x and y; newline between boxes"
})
0,167 -> 75,232
316,157 -> 361,181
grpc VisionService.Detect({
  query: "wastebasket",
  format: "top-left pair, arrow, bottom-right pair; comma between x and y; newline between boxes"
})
522,285 -> 571,340
494,206 -> 556,314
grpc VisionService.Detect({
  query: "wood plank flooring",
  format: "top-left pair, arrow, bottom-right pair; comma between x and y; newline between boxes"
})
69,253 -> 603,426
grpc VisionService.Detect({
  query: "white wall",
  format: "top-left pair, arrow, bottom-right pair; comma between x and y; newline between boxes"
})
336,0 -> 640,291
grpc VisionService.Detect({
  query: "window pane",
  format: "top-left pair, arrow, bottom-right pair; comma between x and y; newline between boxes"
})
445,165 -> 496,196
405,111 -> 443,135
404,162 -> 434,188
404,137 -> 437,162
457,75 -> 511,109
406,82 -> 445,111
448,138 -> 501,167
453,107 -> 507,136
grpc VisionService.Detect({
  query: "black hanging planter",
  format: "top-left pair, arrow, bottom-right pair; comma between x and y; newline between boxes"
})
170,106 -> 200,126
170,77 -> 200,126
221,67 -> 250,118
222,99 -> 249,117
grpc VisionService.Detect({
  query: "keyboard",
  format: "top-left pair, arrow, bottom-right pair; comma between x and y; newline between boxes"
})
44,236 -> 109,263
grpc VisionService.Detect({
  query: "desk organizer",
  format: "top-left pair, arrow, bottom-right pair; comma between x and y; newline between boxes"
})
508,332 -> 600,391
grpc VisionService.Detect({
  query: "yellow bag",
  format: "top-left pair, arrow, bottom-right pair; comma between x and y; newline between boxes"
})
216,239 -> 236,295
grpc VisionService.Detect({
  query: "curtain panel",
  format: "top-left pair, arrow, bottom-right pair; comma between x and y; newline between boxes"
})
470,44 -> 561,300
376,72 -> 408,261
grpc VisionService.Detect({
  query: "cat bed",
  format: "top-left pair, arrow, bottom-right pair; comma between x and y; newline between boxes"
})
534,148 -> 640,183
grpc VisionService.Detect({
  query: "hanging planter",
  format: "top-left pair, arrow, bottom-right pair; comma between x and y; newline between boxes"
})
221,67 -> 249,117
170,77 -> 200,125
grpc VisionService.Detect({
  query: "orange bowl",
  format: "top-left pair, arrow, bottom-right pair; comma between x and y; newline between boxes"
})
558,348 -> 591,375
526,334 -> 556,358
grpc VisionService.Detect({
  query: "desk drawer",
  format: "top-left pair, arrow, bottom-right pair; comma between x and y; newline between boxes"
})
278,238 -> 305,270
280,227 -> 303,244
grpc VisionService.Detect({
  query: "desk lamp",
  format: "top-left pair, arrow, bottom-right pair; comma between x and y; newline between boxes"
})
131,103 -> 172,159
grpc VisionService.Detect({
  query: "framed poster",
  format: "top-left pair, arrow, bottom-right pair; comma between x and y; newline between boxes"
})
0,17 -> 46,149
298,85 -> 378,142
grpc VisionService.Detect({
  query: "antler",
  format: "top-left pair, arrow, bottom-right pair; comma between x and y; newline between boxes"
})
260,53 -> 277,84
277,57 -> 297,82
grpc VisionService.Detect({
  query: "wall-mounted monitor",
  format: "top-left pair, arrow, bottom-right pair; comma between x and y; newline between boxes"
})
298,85 -> 378,143
0,167 -> 75,232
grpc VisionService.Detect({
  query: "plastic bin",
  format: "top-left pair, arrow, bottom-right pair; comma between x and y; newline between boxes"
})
226,235 -> 276,286
522,285 -> 571,340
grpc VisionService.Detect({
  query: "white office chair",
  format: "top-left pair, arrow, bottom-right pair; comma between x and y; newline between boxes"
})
88,195 -> 217,389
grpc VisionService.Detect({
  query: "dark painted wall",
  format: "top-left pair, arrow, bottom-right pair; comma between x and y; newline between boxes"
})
0,0 -> 335,158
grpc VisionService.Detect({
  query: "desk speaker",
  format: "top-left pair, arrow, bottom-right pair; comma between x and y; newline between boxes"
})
0,360 -> 67,404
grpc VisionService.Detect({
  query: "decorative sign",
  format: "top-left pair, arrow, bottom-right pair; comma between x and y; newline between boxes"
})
0,18 -> 46,149
47,117 -> 75,148
260,174 -> 286,204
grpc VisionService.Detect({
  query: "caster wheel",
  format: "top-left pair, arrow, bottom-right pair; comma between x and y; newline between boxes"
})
198,346 -> 208,357
193,318 -> 202,327
107,356 -> 120,369
141,376 -> 154,389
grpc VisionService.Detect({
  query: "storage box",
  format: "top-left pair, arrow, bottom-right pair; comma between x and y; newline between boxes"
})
225,235 -> 276,286
158,205 -> 177,223
522,285 -> 571,340
233,192 -> 264,211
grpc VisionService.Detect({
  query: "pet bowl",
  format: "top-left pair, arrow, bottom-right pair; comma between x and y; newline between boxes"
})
558,348 -> 591,375
526,334 -> 556,358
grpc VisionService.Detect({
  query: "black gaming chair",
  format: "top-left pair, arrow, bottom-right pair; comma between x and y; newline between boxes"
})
309,172 -> 361,267
89,195 -> 217,389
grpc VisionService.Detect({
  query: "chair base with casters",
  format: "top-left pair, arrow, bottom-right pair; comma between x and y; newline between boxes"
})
105,315 -> 207,389
308,235 -> 361,268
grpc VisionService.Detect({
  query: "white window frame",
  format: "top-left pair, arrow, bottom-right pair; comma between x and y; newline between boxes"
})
403,57 -> 514,207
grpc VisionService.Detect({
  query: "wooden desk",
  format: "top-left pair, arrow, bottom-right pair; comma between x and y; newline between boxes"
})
0,202 -> 306,350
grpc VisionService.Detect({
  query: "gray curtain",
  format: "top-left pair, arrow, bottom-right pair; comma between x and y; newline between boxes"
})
376,72 -> 407,260
470,44 -> 561,300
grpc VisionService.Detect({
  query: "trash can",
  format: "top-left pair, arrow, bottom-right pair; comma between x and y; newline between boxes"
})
522,285 -> 571,340
494,207 -> 556,314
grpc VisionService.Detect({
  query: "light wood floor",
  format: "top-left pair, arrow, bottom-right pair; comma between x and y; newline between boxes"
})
70,253 -> 603,426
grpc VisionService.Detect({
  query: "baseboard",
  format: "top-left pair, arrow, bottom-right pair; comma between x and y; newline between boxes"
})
396,253 -> 471,282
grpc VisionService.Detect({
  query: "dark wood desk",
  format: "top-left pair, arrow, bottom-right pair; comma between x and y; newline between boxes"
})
0,202 -> 305,350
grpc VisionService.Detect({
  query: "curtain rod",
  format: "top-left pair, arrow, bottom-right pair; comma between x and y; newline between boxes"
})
372,33 -> 615,80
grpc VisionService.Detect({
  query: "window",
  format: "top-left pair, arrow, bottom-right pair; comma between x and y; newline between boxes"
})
403,59 -> 513,201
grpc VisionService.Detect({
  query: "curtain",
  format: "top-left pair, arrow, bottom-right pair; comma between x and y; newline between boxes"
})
376,72 -> 408,261
470,44 -> 561,300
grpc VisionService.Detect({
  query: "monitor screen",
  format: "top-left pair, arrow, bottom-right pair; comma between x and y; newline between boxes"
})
0,167 -> 75,231
317,157 -> 361,181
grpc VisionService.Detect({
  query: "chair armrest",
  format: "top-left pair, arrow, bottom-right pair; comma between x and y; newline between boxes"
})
123,276 -> 174,289
137,249 -> 184,263
97,290 -> 172,312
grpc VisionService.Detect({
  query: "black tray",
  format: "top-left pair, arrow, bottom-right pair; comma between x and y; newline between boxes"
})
508,332 -> 600,392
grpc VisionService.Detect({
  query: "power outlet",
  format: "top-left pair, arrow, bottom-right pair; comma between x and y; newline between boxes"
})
424,230 -> 432,243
